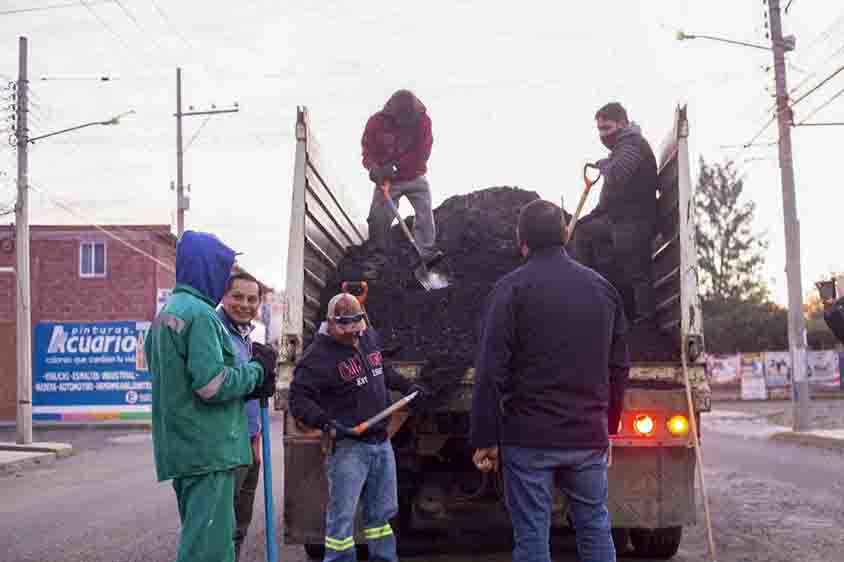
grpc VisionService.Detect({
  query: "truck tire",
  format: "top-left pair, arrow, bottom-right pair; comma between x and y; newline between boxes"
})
630,526 -> 683,559
304,544 -> 325,559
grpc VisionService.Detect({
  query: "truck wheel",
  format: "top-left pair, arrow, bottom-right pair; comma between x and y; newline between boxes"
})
304,544 -> 325,559
630,526 -> 683,559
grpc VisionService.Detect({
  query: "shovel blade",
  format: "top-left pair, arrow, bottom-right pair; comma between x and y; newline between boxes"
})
414,265 -> 449,291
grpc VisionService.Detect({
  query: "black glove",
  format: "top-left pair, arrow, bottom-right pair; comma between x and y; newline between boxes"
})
408,382 -> 431,401
248,342 -> 278,400
407,382 -> 432,412
369,163 -> 397,184
323,419 -> 358,440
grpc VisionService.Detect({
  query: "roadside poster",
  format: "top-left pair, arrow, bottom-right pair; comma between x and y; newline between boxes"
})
763,351 -> 792,388
32,321 -> 152,415
740,352 -> 767,400
807,350 -> 841,389
706,354 -> 741,385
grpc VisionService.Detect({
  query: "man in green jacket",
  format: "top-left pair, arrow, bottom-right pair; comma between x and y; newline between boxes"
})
145,230 -> 278,562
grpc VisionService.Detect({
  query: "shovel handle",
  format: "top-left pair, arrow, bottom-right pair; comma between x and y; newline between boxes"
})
341,281 -> 368,305
565,163 -> 604,244
583,162 -> 603,187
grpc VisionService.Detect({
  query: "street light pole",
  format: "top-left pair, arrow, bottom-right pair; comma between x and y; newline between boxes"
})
15,36 -> 32,445
768,0 -> 810,431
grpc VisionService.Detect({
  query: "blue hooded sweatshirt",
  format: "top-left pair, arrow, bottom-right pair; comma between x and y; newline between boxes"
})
176,230 -> 238,305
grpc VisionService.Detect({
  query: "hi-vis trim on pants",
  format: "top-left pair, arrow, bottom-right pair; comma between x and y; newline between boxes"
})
325,535 -> 355,551
364,524 -> 393,540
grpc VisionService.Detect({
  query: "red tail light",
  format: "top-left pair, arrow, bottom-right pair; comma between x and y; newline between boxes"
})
633,414 -> 655,436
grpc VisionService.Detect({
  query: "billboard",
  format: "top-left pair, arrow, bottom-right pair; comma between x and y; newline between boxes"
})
807,350 -> 841,389
740,353 -> 767,400
706,354 -> 741,385
763,351 -> 792,389
32,321 -> 152,417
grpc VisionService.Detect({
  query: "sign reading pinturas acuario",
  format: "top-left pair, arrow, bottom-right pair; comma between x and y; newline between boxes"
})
33,321 -> 151,412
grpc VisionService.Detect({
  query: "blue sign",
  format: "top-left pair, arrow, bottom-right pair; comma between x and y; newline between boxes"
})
33,321 -> 152,409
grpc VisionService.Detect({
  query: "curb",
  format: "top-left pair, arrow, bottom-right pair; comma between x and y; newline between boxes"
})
0,451 -> 56,475
771,431 -> 844,451
0,421 -> 152,431
0,442 -> 74,457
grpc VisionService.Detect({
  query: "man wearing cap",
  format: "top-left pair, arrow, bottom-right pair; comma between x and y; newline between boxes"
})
289,293 -> 428,562
146,231 -> 278,562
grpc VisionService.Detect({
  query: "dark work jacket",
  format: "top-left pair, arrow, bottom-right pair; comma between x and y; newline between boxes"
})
595,124 -> 658,223
469,246 -> 630,450
824,297 -> 844,345
289,326 -> 413,443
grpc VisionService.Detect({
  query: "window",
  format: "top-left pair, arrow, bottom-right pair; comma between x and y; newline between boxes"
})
80,242 -> 106,277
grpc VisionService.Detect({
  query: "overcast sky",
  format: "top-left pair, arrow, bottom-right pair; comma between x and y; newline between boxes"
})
1,0 -> 842,304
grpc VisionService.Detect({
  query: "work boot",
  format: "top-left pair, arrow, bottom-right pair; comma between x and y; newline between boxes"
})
361,252 -> 388,280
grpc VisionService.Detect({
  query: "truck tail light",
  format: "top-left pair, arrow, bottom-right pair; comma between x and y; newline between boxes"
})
633,414 -> 655,436
667,415 -> 690,436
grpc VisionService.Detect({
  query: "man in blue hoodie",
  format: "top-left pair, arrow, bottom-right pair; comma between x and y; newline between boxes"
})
574,102 -> 658,323
218,271 -> 265,562
146,231 -> 278,562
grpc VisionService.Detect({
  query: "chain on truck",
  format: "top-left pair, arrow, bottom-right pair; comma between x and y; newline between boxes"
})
272,105 -> 712,560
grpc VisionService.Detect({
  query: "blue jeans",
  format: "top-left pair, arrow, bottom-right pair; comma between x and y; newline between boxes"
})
502,446 -> 615,562
323,439 -> 399,562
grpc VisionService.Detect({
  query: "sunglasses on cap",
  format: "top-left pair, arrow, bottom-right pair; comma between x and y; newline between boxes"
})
331,312 -> 365,325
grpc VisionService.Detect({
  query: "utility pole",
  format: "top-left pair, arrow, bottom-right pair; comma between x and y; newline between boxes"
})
174,67 -> 239,237
175,67 -> 185,237
768,0 -> 810,431
15,36 -> 32,445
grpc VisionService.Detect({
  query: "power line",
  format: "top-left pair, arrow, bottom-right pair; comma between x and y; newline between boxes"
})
111,0 -> 141,28
790,63 -> 844,107
797,84 -> 844,124
184,115 -> 212,152
29,182 -> 175,272
0,1 -> 106,15
743,114 -> 778,148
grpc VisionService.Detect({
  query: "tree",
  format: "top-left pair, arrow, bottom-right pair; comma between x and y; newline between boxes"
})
703,298 -> 788,353
695,158 -> 769,302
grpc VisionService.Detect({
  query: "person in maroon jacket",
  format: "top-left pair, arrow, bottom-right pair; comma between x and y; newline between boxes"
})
361,89 -> 442,277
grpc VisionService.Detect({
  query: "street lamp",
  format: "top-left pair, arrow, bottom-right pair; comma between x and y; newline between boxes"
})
29,110 -> 135,143
677,1 -> 811,434
14,35 -> 133,446
675,29 -> 796,52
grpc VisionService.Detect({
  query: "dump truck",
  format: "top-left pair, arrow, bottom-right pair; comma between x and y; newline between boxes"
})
274,105 -> 711,559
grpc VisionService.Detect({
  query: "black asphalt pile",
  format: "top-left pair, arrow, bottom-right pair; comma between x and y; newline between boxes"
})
319,186 -> 677,379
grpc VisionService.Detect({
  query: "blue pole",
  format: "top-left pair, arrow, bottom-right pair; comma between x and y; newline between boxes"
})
260,398 -> 278,562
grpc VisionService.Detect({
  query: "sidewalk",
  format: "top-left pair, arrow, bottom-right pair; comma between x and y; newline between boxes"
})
703,410 -> 844,451
0,441 -> 73,474
0,450 -> 56,474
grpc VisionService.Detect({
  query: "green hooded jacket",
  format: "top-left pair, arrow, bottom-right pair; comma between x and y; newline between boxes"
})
146,231 -> 264,481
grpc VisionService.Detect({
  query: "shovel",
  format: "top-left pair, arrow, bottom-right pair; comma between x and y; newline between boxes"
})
259,397 -> 277,562
321,391 -> 419,456
563,163 -> 603,244
380,179 -> 448,291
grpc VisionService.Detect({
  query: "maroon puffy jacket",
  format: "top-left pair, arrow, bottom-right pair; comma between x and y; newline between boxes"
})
361,91 -> 432,183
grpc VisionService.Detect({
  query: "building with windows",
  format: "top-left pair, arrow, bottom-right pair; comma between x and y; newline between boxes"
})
0,225 -> 177,422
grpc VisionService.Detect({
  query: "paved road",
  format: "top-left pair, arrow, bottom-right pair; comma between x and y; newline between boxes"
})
1,414 -> 842,562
